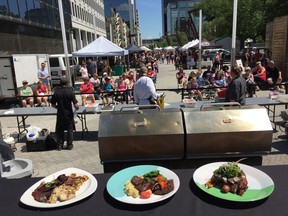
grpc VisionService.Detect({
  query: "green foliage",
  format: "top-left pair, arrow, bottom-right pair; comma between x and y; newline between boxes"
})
156,39 -> 168,48
193,0 -> 287,48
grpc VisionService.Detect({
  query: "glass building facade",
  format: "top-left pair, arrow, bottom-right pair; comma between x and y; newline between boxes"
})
104,0 -> 136,32
0,0 -> 72,54
162,0 -> 200,36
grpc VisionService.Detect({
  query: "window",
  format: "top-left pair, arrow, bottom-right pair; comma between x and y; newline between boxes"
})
71,2 -> 74,16
40,2 -> 48,25
33,0 -> 43,24
0,0 -> 9,15
179,10 -> 186,18
187,2 -> 194,8
49,58 -> 60,67
47,5 -> 55,26
8,0 -> 20,18
178,2 -> 187,8
18,0 -> 28,20
168,3 -> 177,9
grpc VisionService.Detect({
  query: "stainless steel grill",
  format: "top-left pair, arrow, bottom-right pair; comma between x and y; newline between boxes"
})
98,106 -> 185,163
98,103 -> 273,164
183,103 -> 273,158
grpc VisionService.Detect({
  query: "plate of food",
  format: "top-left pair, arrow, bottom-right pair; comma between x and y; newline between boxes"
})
106,165 -> 180,204
193,161 -> 274,202
20,167 -> 97,208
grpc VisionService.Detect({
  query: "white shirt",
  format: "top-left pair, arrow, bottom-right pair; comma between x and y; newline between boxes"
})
80,67 -> 88,78
89,77 -> 100,86
134,76 -> 158,105
38,68 -> 49,85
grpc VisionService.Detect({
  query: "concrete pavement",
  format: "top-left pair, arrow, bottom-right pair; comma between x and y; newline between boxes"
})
0,62 -> 287,177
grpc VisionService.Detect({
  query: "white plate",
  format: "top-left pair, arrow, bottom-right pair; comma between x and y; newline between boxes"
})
20,167 -> 97,208
107,165 -> 180,204
193,162 -> 274,202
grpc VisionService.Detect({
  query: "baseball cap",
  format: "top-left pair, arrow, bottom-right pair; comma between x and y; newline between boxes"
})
22,80 -> 28,84
103,72 -> 107,75
269,60 -> 274,64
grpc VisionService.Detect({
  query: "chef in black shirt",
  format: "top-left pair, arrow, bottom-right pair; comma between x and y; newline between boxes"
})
50,77 -> 79,150
225,66 -> 247,105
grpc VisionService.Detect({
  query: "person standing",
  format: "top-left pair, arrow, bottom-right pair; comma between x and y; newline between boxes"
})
86,59 -> 97,77
37,62 -> 50,87
102,60 -> 112,77
134,66 -> 159,105
50,77 -> 79,150
244,48 -> 250,67
225,66 -> 247,105
79,62 -> 89,78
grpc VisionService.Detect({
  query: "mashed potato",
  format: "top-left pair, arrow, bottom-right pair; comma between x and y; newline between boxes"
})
124,181 -> 139,198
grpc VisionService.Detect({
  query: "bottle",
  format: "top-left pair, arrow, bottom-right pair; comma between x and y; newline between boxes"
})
42,103 -> 46,112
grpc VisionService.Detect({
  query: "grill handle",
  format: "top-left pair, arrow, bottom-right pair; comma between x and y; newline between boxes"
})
138,105 -> 161,111
200,102 -> 241,111
119,105 -> 160,113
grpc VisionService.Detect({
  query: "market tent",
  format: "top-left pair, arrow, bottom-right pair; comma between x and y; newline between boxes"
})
164,46 -> 175,51
72,36 -> 128,57
140,45 -> 151,51
179,39 -> 199,51
126,44 -> 144,53
154,47 -> 162,50
190,39 -> 222,49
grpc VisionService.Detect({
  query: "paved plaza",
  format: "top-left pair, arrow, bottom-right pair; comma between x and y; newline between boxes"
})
0,62 -> 287,177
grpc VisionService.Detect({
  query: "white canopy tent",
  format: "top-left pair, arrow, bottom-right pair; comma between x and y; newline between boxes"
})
154,47 -> 162,50
72,36 -> 128,57
179,39 -> 199,51
140,45 -> 151,51
164,46 -> 175,51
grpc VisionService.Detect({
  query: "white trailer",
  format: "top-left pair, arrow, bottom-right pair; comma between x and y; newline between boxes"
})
0,54 -> 49,100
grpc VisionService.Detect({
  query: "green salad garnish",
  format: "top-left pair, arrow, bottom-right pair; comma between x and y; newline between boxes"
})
213,159 -> 246,178
143,170 -> 166,182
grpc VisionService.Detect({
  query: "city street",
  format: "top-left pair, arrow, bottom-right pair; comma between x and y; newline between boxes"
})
0,62 -> 287,177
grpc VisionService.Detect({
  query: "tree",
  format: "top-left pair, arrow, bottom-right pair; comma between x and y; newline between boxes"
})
265,0 -> 288,21
193,0 -> 276,48
156,38 -> 168,48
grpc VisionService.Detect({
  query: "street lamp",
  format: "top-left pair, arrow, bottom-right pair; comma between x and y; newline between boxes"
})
198,9 -> 202,70
231,0 -> 238,67
58,0 -> 71,85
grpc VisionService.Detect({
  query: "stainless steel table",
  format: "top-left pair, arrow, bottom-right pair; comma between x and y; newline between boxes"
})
0,106 -> 94,139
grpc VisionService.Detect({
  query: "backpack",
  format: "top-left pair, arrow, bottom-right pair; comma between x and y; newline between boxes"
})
45,133 -> 58,150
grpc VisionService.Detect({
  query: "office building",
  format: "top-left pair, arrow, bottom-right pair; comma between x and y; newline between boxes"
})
0,0 -> 106,54
70,0 -> 106,52
103,0 -> 140,45
162,0 -> 200,37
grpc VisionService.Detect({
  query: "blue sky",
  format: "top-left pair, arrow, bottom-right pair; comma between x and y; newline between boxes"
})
136,0 -> 162,39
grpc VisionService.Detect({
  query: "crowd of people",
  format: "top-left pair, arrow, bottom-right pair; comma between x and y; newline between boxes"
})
15,48 -> 286,151
18,47 -> 285,109
175,57 -> 284,104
